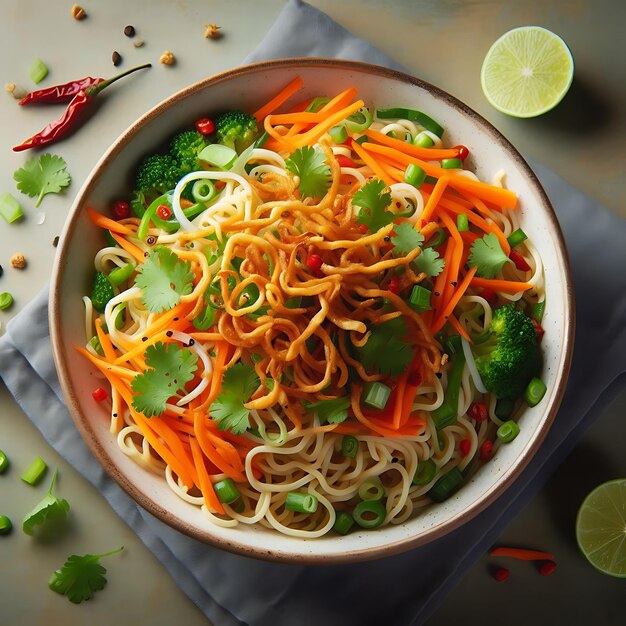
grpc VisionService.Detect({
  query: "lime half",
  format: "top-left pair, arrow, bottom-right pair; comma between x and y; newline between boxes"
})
576,478 -> 626,577
481,26 -> 574,118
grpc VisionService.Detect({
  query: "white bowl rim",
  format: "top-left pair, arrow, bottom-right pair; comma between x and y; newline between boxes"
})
50,58 -> 575,564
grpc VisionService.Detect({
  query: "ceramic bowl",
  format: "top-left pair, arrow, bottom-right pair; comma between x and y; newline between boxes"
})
50,59 -> 574,563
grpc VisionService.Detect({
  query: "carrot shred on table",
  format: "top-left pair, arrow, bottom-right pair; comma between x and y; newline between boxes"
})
490,547 -> 555,561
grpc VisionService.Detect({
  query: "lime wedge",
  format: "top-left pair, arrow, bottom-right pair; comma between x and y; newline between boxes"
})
576,479 -> 626,577
480,26 -> 574,118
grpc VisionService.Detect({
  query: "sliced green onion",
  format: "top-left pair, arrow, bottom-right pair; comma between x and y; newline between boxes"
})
0,293 -> 14,311
358,477 -> 385,501
456,213 -> 469,232
333,511 -> 355,535
412,459 -> 437,486
29,58 -> 48,84
507,228 -> 528,248
230,499 -> 245,514
192,179 -> 217,203
88,335 -> 104,356
345,107 -> 373,133
0,193 -> 24,223
355,135 -> 369,145
497,420 -> 520,443
363,381 -> 391,410
113,305 -> 126,330
198,144 -> 238,169
524,377 -> 547,407
285,491 -> 318,514
305,97 -> 330,112
0,515 -> 12,535
428,467 -> 464,502
341,435 -> 359,458
404,163 -> 426,188
0,450 -> 9,474
409,284 -> 432,313
192,304 -> 216,331
353,499 -> 386,529
107,262 -> 134,286
442,158 -> 463,169
495,397 -> 515,420
425,174 -> 438,185
413,132 -> 435,148
532,300 -> 546,322
21,457 -> 47,486
424,228 -> 447,249
213,478 -> 241,504
328,124 -> 348,144
376,108 -> 444,137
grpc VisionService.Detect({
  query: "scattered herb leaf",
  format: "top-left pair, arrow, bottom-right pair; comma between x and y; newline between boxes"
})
210,363 -> 260,434
13,153 -> 71,208
468,232 -> 511,278
131,342 -> 198,417
134,246 -> 194,313
22,469 -> 70,535
285,146 -> 331,199
48,547 -> 124,604
354,179 -> 395,232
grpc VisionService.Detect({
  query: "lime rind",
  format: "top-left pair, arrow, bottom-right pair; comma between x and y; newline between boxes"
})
481,26 -> 574,118
576,478 -> 626,578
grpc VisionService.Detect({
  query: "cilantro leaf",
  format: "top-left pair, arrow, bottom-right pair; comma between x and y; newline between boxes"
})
210,363 -> 260,434
48,547 -> 124,604
392,222 -> 424,255
354,179 -> 395,232
22,469 -> 70,536
131,342 -> 198,417
305,396 -> 351,425
357,317 -> 414,376
413,247 -> 445,278
285,146 -> 331,199
134,246 -> 194,313
468,232 -> 511,278
13,153 -> 71,208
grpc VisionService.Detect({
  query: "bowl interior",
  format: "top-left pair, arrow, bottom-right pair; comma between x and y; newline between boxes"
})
51,59 -> 574,563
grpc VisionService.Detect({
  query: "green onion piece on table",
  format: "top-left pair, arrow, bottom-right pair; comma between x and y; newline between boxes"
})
0,449 -> 9,473
29,58 -> 49,84
21,456 -> 48,486
0,193 -> 24,223
0,515 -> 12,535
0,293 -> 14,311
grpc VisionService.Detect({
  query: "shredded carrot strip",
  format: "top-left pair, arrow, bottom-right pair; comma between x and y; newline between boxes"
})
94,318 -> 117,361
350,140 -> 395,185
253,76 -> 304,122
86,206 -> 134,235
490,547 -> 554,561
291,99 -> 364,148
420,175 -> 450,223
430,237 -> 455,316
392,373 -> 408,429
190,436 -> 225,515
470,277 -> 533,294
110,231 -> 145,264
431,267 -> 478,334
363,128 -> 462,160
448,314 -> 472,342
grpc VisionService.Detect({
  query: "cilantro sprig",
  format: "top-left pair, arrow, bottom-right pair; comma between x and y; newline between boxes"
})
13,153 -> 71,208
131,342 -> 198,417
210,362 -> 260,434
357,317 -> 414,376
413,247 -> 445,278
22,468 -> 70,536
305,396 -> 351,425
392,222 -> 424,255
285,146 -> 331,199
134,247 -> 194,313
354,179 -> 395,232
48,547 -> 124,604
468,232 -> 511,278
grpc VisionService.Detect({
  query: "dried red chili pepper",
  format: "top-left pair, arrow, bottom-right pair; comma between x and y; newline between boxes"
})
13,63 -> 151,152
19,77 -> 105,106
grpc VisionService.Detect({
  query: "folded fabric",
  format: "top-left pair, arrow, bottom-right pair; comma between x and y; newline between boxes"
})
1,1 -> 624,625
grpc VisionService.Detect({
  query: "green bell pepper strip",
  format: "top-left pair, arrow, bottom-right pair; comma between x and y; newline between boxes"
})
428,467 -> 464,502
375,107 -> 444,137
431,335 -> 466,429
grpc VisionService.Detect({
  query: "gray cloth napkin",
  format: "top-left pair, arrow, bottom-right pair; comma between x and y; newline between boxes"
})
1,1 -> 625,624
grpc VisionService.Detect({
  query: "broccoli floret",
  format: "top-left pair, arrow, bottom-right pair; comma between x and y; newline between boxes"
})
215,110 -> 260,153
135,154 -> 181,196
169,130 -> 207,174
473,303 -> 541,399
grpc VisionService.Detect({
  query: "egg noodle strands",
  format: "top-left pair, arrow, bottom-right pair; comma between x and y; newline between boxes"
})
80,78 -> 545,537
